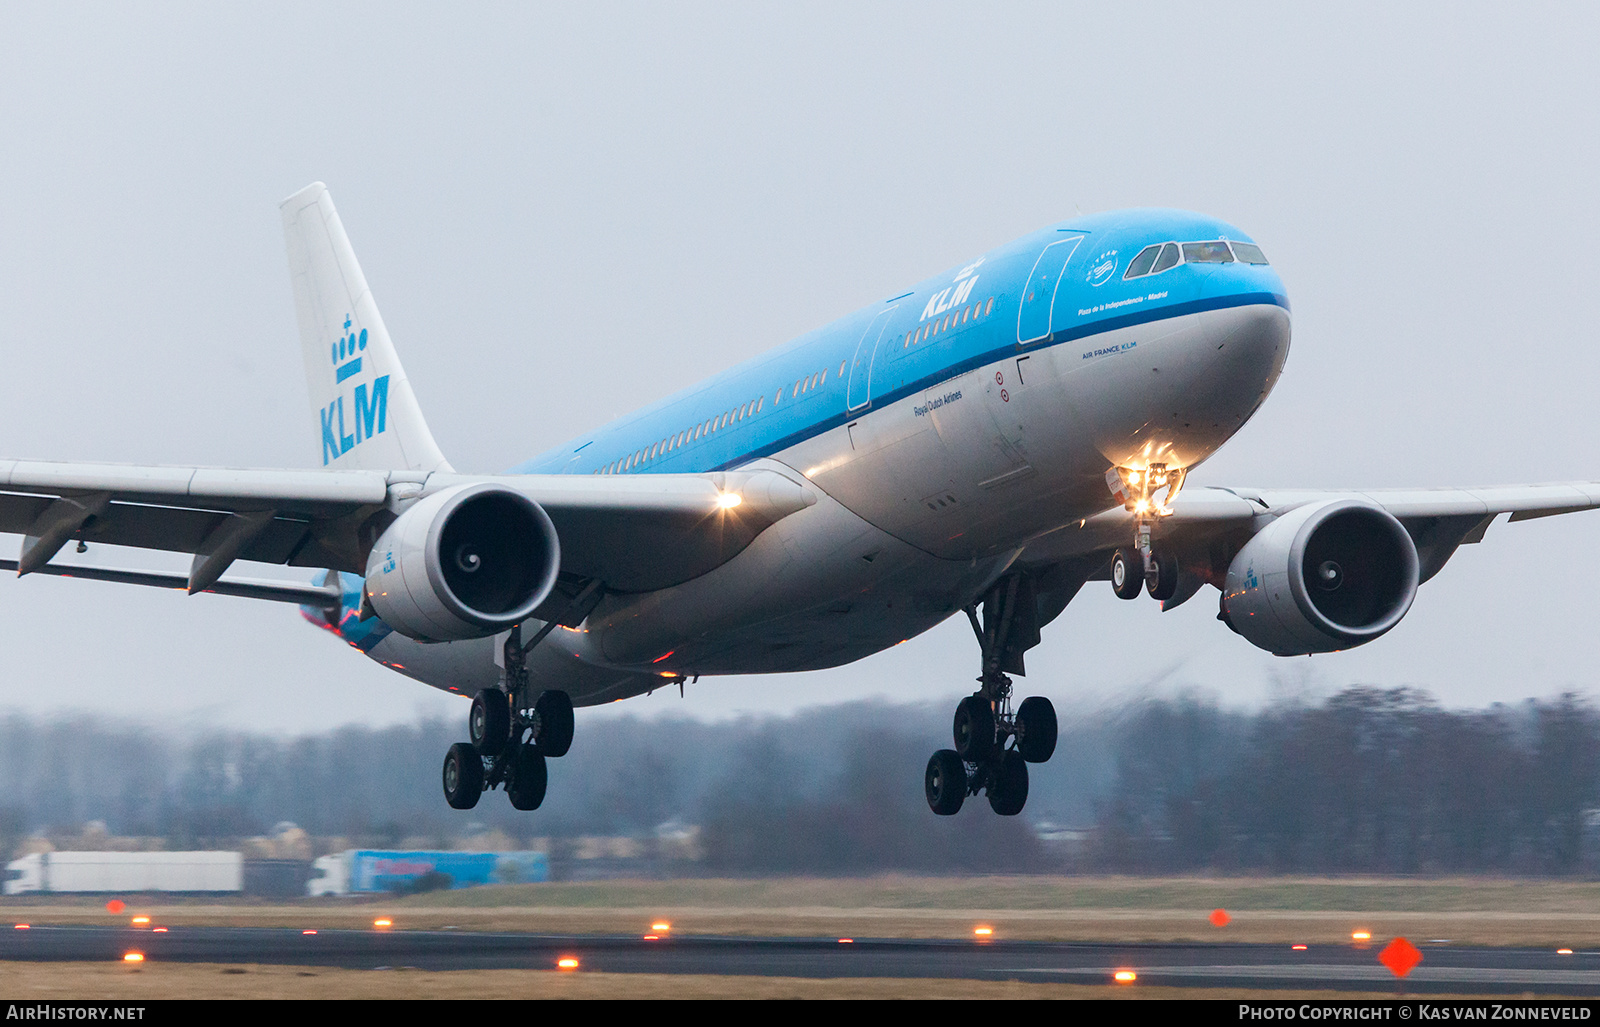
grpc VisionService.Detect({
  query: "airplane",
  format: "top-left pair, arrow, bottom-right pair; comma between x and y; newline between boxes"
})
4,182 -> 1596,817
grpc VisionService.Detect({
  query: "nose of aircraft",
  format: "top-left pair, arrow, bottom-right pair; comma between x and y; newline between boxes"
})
1067,301 -> 1291,471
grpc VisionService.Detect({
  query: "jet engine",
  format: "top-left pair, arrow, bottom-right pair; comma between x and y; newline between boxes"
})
1221,499 -> 1419,656
363,483 -> 560,642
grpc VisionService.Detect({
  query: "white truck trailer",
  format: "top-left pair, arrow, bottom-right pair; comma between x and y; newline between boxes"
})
3,851 -> 243,895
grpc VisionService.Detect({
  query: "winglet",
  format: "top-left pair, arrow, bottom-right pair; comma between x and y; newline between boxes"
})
280,183 -> 454,473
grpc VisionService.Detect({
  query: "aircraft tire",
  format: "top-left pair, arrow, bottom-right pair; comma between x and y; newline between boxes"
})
535,690 -> 575,758
442,742 -> 484,810
953,696 -> 996,761
988,750 -> 1029,816
469,689 -> 511,757
1111,549 -> 1144,600
1015,696 -> 1058,763
1147,550 -> 1180,602
506,746 -> 548,811
925,749 -> 966,816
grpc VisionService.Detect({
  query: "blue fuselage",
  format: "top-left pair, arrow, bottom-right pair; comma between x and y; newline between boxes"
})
514,208 -> 1288,486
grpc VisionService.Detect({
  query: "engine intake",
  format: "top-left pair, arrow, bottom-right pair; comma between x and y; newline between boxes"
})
363,483 -> 560,642
1221,499 -> 1419,655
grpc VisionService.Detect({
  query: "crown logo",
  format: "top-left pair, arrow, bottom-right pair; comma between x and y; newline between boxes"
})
331,315 -> 367,383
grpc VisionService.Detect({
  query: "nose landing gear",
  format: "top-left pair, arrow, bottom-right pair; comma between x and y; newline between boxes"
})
924,574 -> 1058,817
1107,463 -> 1186,603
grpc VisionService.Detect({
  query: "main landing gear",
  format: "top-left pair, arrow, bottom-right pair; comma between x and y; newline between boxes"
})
441,621 -> 578,812
925,574 -> 1058,817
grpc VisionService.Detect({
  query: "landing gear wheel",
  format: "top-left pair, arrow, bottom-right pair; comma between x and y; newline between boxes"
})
988,750 -> 1029,816
442,742 -> 484,810
534,690 -> 575,758
953,696 -> 996,761
1147,550 -> 1179,602
506,746 -> 548,811
469,689 -> 511,756
1015,696 -> 1057,763
925,749 -> 967,816
1111,549 -> 1144,600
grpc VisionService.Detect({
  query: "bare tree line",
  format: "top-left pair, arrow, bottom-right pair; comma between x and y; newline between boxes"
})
1,688 -> 1595,875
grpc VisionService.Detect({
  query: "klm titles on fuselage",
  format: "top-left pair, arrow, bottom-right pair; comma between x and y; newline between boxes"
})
920,270 -> 981,322
321,314 -> 389,465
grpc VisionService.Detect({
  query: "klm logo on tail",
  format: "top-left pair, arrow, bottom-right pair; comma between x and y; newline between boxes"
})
321,314 -> 389,465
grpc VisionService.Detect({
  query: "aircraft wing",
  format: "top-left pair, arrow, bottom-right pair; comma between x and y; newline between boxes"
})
1018,480 -> 1600,612
0,459 -> 813,600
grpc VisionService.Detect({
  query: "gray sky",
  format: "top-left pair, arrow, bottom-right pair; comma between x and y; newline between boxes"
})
1,2 -> 1597,733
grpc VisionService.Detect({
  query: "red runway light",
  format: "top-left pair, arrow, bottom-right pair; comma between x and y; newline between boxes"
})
1379,937 -> 1423,978
106,900 -> 125,915
1209,908 -> 1231,927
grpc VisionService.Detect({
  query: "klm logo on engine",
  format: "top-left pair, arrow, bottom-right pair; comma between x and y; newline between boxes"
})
321,314 -> 389,465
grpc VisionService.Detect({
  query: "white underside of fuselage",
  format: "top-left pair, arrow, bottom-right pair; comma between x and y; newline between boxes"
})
365,301 -> 1290,707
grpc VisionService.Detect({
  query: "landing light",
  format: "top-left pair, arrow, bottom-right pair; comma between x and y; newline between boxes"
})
717,492 -> 742,510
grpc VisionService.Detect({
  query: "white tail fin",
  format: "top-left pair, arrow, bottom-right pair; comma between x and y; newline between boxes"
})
280,182 -> 453,473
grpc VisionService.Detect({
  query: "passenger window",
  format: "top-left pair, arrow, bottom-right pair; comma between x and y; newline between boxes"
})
1152,243 -> 1180,273
819,367 -> 828,385
838,359 -> 847,376
757,396 -> 765,412
1182,241 -> 1233,263
984,297 -> 994,315
1124,244 -> 1161,279
1231,241 -> 1269,264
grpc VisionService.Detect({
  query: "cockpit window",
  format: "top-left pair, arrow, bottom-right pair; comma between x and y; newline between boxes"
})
1124,244 -> 1161,279
1182,241 -> 1234,263
1230,241 -> 1269,264
1123,238 -> 1266,280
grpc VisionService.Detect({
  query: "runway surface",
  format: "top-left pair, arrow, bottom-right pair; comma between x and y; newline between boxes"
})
6,925 -> 1600,994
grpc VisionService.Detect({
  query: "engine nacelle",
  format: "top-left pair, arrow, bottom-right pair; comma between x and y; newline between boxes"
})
363,483 -> 560,642
1221,499 -> 1419,656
